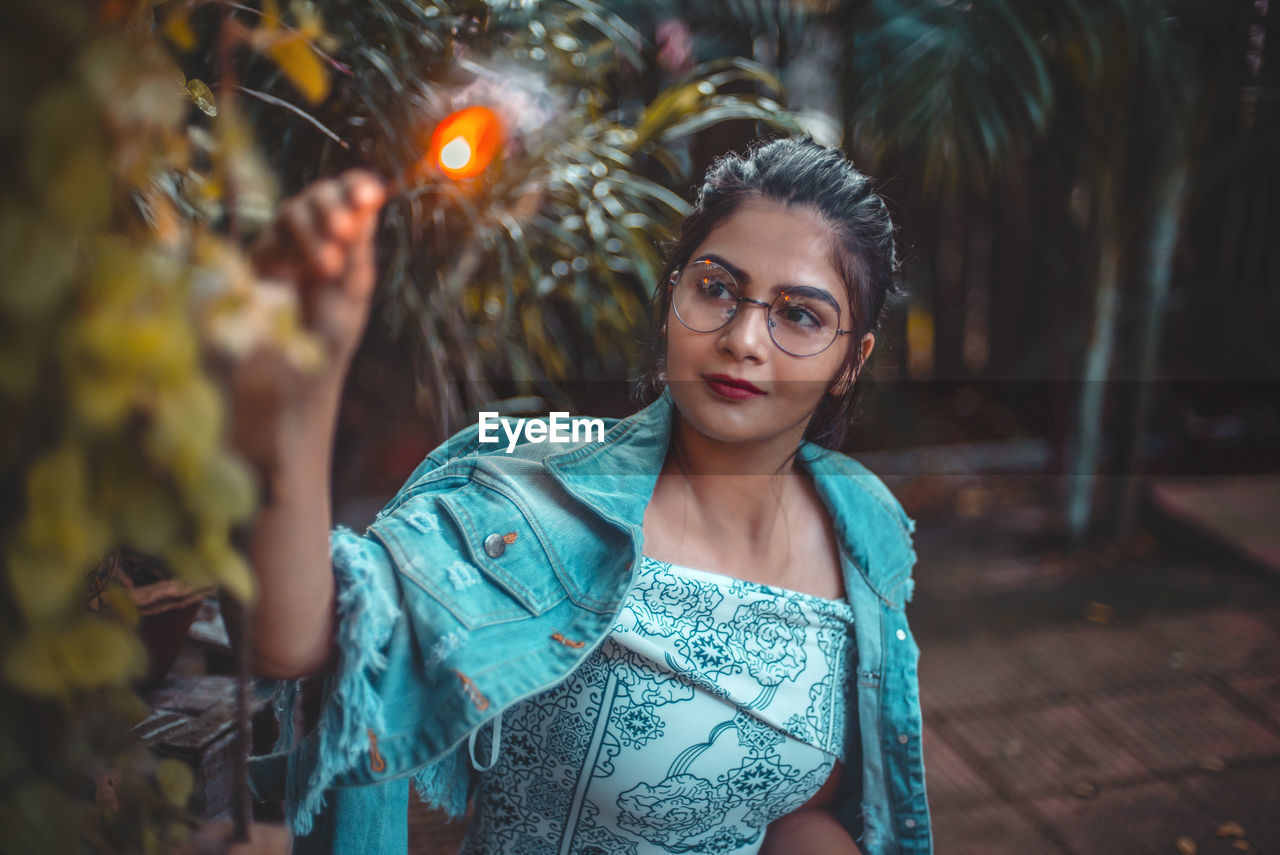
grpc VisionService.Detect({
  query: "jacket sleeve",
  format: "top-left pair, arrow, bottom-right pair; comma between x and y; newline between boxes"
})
251,525 -> 473,837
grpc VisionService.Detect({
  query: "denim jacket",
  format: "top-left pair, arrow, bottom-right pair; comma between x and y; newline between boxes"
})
249,387 -> 931,854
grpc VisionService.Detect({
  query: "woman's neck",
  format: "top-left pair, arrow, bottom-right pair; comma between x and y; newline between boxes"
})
659,413 -> 807,550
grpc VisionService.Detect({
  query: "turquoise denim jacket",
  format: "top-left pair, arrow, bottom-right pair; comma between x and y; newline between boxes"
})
249,387 -> 931,854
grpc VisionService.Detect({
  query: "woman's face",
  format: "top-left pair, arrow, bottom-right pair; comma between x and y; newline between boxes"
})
664,197 -> 873,450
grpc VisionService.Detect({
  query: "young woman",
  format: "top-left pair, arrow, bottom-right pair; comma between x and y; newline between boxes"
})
241,137 -> 930,855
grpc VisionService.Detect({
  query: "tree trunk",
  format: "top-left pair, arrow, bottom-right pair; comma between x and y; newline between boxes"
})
1066,174 -> 1123,543
1116,157 -> 1191,540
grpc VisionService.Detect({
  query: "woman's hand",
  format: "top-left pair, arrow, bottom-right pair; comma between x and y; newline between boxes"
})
249,169 -> 386,369
230,170 -> 386,481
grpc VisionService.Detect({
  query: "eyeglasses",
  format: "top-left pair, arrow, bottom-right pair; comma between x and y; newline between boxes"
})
668,258 -> 852,357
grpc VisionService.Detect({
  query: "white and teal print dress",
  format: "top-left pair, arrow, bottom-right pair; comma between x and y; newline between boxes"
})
458,554 -> 857,855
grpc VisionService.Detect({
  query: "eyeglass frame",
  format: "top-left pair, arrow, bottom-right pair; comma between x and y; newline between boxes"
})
666,260 -> 854,358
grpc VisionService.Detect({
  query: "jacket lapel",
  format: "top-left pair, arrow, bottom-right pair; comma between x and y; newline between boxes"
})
544,388 -> 674,532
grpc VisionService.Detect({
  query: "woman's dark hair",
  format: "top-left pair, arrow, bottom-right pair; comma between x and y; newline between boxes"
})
634,135 -> 901,450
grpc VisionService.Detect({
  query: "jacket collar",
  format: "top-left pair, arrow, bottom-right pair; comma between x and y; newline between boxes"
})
545,387 -> 917,607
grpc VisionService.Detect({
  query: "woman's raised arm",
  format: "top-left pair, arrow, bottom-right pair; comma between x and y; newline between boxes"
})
230,170 -> 386,679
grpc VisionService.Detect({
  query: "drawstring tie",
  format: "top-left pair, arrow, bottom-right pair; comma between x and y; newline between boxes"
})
468,710 -> 504,772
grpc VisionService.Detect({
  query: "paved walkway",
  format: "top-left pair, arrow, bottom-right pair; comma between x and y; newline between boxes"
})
907,474 -> 1280,855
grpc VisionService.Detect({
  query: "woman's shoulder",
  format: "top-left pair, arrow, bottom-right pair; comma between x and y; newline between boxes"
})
800,443 -> 919,607
799,443 -> 916,537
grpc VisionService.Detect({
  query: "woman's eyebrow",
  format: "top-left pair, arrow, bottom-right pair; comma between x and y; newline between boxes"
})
696,253 -> 842,310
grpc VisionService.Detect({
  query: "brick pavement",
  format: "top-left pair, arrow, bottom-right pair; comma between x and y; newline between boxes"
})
919,607 -> 1280,855
910,476 -> 1280,855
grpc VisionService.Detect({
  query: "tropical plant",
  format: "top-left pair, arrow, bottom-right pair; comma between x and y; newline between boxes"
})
193,0 -> 803,429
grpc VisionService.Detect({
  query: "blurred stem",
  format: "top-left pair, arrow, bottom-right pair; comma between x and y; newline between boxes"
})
227,84 -> 349,149
1116,156 -> 1190,540
1066,145 -> 1125,544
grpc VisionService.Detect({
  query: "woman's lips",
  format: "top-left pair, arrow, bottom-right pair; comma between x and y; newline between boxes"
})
704,374 -> 765,400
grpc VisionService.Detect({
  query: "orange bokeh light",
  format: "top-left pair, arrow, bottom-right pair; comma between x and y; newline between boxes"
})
426,106 -> 504,180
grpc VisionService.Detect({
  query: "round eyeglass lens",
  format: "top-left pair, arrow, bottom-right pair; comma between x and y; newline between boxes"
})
672,260 -> 740,332
769,288 -> 841,356
672,259 -> 842,356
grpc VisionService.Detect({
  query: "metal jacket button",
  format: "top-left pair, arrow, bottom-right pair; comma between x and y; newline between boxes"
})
483,533 -> 506,558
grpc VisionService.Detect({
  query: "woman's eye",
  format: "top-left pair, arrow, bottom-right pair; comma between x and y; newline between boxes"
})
699,276 -> 735,298
778,305 -> 820,327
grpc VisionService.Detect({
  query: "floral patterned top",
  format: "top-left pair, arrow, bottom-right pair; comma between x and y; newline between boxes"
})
458,554 -> 858,855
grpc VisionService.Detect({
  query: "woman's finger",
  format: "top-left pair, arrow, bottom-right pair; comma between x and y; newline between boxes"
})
341,169 -> 386,216
308,179 -> 356,243
280,194 -> 342,278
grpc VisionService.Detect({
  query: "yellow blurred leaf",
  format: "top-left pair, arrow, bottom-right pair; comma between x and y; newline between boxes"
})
25,83 -> 93,185
3,629 -> 68,696
116,477 -> 184,554
162,545 -> 206,587
183,451 -> 258,526
185,78 -> 216,117
209,540 -> 254,603
68,369 -> 135,429
120,312 -> 198,383
266,34 -> 330,104
165,527 -> 253,602
23,505 -> 110,568
26,442 -> 87,508
103,584 -> 141,627
60,616 -> 146,688
162,6 -> 197,51
1175,837 -> 1196,855
1216,823 -> 1246,838
21,73 -> 115,227
6,544 -> 86,622
0,207 -> 78,321
146,375 -> 222,479
155,759 -> 194,808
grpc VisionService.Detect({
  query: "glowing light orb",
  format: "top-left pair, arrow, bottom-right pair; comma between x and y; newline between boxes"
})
439,137 -> 473,171
427,105 -> 503,180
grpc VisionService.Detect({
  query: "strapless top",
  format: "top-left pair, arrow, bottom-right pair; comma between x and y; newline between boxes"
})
459,553 -> 857,855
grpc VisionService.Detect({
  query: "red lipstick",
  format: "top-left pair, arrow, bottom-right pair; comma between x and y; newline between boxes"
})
704,374 -> 765,400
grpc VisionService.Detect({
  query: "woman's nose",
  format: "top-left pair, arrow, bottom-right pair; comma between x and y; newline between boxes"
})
716,299 -> 772,361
